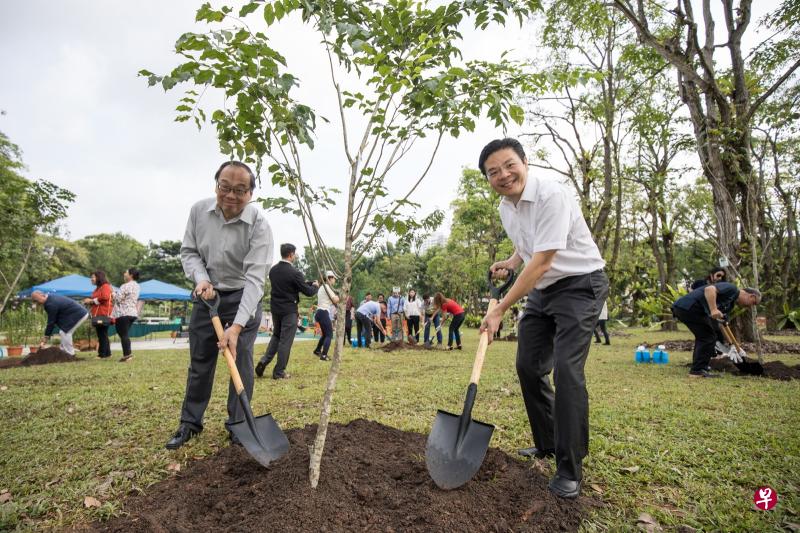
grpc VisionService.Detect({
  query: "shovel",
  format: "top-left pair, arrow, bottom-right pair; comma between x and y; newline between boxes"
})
718,320 -> 764,376
425,269 -> 516,490
196,293 -> 290,467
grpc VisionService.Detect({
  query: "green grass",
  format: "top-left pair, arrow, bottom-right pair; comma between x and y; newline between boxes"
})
1,328 -> 798,531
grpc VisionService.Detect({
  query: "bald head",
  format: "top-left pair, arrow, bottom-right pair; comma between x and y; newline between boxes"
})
31,291 -> 48,304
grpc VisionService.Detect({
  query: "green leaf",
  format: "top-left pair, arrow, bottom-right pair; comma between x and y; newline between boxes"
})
509,104 -> 525,125
239,2 -> 260,17
263,4 -> 275,25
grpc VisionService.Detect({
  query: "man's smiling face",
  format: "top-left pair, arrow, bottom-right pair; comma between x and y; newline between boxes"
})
484,147 -> 528,203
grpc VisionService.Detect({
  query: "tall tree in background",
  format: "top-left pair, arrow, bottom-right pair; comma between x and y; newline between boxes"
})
0,131 -> 75,314
137,240 -> 190,288
76,233 -> 147,285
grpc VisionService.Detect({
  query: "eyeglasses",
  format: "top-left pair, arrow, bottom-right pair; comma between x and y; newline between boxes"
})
217,183 -> 251,197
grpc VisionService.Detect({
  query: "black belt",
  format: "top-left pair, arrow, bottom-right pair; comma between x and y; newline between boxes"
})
215,288 -> 244,296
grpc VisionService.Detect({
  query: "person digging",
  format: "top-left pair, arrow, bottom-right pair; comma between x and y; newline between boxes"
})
478,138 -> 608,499
671,282 -> 761,378
166,161 -> 274,450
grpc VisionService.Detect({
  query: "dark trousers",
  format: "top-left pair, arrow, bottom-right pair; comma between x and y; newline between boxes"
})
345,312 -> 353,343
407,315 -> 420,340
372,318 -> 386,342
517,270 -> 608,481
314,309 -> 333,356
260,312 -> 298,378
672,306 -> 716,372
356,312 -> 373,347
180,290 -> 261,432
448,312 -> 466,347
424,314 -> 442,344
95,324 -> 111,357
115,316 -> 137,356
593,320 -> 609,344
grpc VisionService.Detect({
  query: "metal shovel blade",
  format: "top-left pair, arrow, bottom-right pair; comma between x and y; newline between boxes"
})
230,391 -> 290,468
425,384 -> 494,490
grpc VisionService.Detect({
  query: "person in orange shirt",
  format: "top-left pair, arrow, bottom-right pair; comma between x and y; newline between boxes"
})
83,270 -> 114,359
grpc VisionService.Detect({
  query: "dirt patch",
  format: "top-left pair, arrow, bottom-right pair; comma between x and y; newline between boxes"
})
80,419 -> 597,532
662,339 -> 800,355
708,357 -> 800,381
0,347 -> 78,370
380,340 -> 439,352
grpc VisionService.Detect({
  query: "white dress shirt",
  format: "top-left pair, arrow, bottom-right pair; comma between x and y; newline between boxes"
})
181,198 -> 274,326
499,176 -> 605,289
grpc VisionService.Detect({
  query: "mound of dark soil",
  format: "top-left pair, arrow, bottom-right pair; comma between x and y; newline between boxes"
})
381,340 -> 439,352
0,347 -> 77,370
494,333 -> 518,342
662,339 -> 800,355
83,419 -> 597,532
709,357 -> 800,380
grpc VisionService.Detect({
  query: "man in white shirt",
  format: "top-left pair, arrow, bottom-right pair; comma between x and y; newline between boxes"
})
479,138 -> 608,499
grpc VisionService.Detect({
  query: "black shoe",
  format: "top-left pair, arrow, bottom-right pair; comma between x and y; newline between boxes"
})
165,424 -> 200,450
313,350 -> 321,357
456,345 -> 462,350
255,360 -> 268,378
518,446 -> 555,459
273,373 -> 290,380
689,369 -> 720,378
319,355 -> 330,361
548,475 -> 581,499
603,342 -> 610,345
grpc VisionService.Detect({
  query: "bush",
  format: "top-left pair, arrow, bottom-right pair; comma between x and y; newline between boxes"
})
464,313 -> 482,329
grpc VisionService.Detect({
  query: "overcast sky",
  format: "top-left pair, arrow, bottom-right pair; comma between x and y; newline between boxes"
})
0,0 -> 534,253
0,1 -> 779,255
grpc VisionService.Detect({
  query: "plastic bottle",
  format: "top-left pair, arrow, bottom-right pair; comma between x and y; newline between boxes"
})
657,344 -> 669,364
635,345 -> 644,363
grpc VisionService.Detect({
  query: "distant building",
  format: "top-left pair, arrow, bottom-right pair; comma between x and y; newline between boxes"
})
419,233 -> 448,253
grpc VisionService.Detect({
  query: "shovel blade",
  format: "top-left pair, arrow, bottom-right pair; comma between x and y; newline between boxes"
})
229,413 -> 290,468
425,409 -> 494,490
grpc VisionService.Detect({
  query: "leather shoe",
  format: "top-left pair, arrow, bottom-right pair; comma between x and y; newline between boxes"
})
319,355 -> 331,361
273,373 -> 290,380
548,475 -> 581,499
255,360 -> 268,378
165,424 -> 200,450
518,446 -> 555,459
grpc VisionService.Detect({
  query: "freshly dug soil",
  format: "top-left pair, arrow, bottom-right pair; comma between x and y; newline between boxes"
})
0,347 -> 77,370
662,339 -> 800,355
494,333 -> 518,342
84,419 -> 597,532
381,340 -> 439,352
709,357 -> 800,381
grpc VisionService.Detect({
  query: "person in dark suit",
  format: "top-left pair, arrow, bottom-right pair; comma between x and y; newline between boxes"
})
256,243 -> 319,379
31,291 -> 90,355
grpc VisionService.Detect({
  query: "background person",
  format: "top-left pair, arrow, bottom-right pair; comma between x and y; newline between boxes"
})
405,289 -> 421,342
344,294 -> 354,345
433,292 -> 465,350
256,243 -> 318,379
387,287 -> 406,342
112,268 -> 141,363
372,293 -> 387,343
83,270 -> 113,359
421,293 -> 443,346
672,283 -> 761,378
593,300 -> 610,345
166,161 -> 273,450
355,299 -> 387,348
32,291 -> 89,356
690,266 -> 727,290
313,270 -> 339,361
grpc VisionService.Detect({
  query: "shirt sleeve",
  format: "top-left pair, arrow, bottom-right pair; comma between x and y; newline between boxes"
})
296,270 -> 319,297
44,301 -> 56,337
181,204 -> 211,286
234,216 -> 273,327
532,190 -> 571,253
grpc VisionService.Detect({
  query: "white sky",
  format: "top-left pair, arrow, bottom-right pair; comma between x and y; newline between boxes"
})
0,1 -> 781,253
0,0 -> 532,251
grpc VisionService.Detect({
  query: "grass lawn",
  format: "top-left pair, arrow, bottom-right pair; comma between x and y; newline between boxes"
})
1,327 -> 798,531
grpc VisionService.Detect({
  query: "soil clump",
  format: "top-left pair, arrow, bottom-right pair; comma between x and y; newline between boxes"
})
0,347 -> 78,370
708,357 -> 800,380
380,340 -> 439,352
82,419 -> 598,532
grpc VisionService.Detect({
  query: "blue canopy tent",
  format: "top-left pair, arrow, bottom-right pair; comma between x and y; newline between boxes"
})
18,274 -> 98,298
138,280 -> 191,301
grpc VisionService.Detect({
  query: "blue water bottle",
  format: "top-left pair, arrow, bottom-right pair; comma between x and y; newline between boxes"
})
657,345 -> 669,364
351,339 -> 357,348
652,347 -> 662,364
635,345 -> 644,363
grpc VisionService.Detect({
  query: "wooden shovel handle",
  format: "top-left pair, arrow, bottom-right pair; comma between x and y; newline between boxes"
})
721,322 -> 743,352
210,315 -> 245,394
470,299 -> 498,385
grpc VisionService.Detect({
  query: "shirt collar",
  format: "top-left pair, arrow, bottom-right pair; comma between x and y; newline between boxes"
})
499,175 -> 538,210
207,198 -> 257,225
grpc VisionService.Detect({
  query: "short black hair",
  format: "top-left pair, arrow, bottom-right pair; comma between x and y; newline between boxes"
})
709,266 -> 726,277
478,138 -> 527,176
280,243 -> 296,259
215,161 -> 256,191
127,267 -> 140,281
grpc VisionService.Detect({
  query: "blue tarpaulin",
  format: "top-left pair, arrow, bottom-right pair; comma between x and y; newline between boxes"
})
137,280 -> 191,301
17,274 -> 97,298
